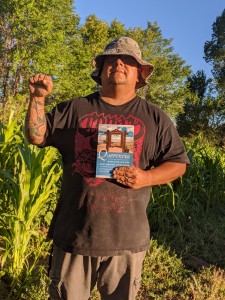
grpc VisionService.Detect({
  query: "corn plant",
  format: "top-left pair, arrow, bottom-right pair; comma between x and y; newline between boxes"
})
0,105 -> 62,291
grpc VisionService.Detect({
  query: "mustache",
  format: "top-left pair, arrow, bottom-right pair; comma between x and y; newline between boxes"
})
110,68 -> 125,74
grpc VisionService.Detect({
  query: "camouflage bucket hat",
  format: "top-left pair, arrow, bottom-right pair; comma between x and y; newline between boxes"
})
91,36 -> 154,89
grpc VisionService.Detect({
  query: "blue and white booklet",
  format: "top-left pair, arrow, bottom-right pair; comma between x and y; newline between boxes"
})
96,124 -> 134,178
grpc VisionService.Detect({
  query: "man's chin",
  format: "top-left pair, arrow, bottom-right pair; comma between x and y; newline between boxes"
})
109,79 -> 126,86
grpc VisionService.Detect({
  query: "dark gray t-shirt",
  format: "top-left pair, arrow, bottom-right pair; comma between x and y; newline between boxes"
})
44,92 -> 190,256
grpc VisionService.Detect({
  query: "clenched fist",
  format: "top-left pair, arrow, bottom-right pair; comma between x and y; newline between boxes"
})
28,73 -> 53,98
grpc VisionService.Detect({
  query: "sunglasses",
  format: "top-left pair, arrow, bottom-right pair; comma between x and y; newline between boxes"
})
104,55 -> 139,66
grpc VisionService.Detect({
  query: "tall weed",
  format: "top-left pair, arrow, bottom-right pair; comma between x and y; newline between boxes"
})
0,105 -> 62,293
148,135 -> 225,267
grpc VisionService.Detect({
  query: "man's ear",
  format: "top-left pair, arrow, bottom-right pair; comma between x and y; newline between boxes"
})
137,68 -> 142,82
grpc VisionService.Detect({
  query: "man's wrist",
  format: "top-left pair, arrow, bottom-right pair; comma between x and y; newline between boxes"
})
30,95 -> 46,103
146,170 -> 153,186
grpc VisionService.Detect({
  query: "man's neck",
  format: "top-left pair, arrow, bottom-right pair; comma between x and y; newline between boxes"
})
99,87 -> 137,106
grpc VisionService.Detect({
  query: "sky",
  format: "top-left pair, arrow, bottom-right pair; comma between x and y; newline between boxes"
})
75,0 -> 225,78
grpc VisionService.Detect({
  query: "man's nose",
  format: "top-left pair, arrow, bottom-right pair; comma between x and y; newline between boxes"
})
114,57 -> 124,66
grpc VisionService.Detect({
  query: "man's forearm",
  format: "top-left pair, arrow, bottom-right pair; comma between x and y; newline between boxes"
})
147,162 -> 187,186
25,96 -> 47,145
113,162 -> 187,189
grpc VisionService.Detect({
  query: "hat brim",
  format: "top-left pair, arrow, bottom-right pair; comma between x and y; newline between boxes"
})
91,53 -> 154,89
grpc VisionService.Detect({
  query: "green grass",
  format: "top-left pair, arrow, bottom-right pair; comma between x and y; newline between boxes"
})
1,240 -> 225,300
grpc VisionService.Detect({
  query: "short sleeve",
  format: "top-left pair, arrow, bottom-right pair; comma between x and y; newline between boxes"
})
152,115 -> 190,167
43,99 -> 76,147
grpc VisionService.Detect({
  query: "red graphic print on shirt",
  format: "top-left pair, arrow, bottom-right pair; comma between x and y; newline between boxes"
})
72,112 -> 146,213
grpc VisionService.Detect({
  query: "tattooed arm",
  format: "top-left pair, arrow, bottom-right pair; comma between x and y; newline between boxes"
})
25,74 -> 53,146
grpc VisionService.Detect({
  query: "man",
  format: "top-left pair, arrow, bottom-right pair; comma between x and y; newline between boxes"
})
25,37 -> 189,300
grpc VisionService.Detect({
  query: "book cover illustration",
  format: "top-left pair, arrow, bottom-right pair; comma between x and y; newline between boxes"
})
96,124 -> 134,178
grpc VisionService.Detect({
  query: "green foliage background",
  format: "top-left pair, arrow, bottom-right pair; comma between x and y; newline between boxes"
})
0,1 -> 225,299
1,100 -> 225,300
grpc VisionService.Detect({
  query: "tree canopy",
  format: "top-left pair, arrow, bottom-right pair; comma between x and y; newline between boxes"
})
176,71 -> 214,134
204,9 -> 225,94
1,1 -> 225,129
204,8 -> 225,129
0,1 -> 191,117
0,0 -> 81,103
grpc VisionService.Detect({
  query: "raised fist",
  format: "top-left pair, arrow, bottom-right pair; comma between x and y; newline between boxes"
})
28,73 -> 53,98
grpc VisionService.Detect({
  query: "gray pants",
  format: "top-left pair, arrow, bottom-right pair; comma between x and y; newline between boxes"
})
49,245 -> 146,300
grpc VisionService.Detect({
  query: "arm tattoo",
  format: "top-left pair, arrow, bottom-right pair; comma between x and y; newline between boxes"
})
25,98 -> 47,145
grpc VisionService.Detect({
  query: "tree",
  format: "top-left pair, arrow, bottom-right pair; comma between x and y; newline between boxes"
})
0,0 -> 80,104
204,8 -> 225,134
0,5 -> 191,118
204,9 -> 225,94
176,70 -> 217,136
127,22 -> 191,117
108,19 -> 126,39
